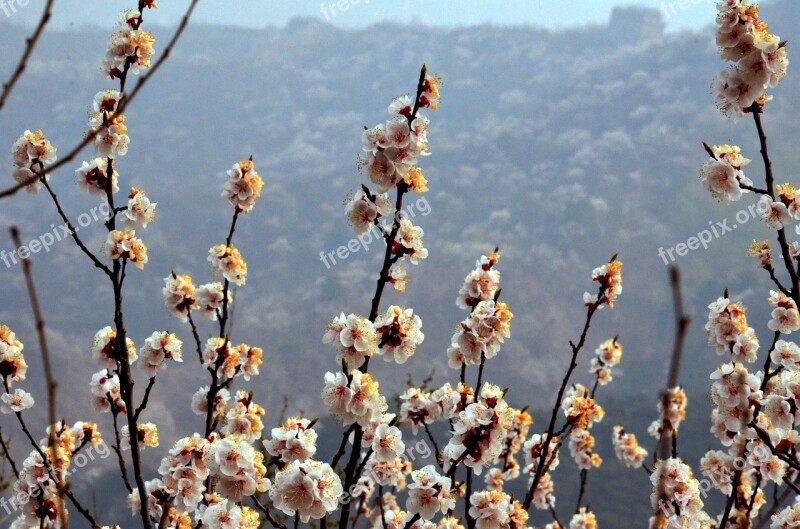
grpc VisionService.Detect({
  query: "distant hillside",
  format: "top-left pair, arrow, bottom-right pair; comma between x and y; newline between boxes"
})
0,3 -> 799,526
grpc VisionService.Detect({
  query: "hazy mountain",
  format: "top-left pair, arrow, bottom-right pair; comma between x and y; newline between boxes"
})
1,2 -> 799,525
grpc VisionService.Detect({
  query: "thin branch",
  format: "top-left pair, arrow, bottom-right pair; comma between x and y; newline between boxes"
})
652,266 -> 691,525
331,423 -> 357,470
575,469 -> 589,514
9,226 -> 65,528
0,426 -> 20,479
133,377 -> 156,422
251,496 -> 287,529
657,266 -> 690,460
0,0 -> 54,113
110,410 -> 133,493
422,422 -> 443,470
751,106 -> 800,305
39,177 -> 112,277
522,287 -> 605,511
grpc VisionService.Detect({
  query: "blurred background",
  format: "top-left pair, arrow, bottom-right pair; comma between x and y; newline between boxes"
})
1,0 -> 798,525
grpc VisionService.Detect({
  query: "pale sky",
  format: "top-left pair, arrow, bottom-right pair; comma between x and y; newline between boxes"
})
2,0 -> 719,31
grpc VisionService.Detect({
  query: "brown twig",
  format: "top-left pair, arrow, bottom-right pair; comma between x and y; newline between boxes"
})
0,0 -> 54,113
522,285 -> 605,511
38,177 -> 112,277
134,377 -> 156,422
0,426 -> 20,479
751,107 -> 800,306
9,226 -> 66,528
110,410 -> 133,493
252,496 -> 287,529
652,266 -> 690,525
657,266 -> 690,460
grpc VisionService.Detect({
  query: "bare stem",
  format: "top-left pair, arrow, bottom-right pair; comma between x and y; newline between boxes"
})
0,0 -> 54,113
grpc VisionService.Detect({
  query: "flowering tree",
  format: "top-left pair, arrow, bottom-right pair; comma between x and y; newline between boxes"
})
0,1 -> 798,529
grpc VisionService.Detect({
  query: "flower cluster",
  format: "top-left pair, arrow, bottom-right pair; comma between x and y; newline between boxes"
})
705,295 -> 759,361
124,187 -> 157,228
162,273 -> 197,322
768,289 -> 800,334
75,157 -> 119,196
222,159 -> 263,213
102,229 -> 148,269
443,385 -> 515,473
406,465 -> 455,520
191,385 -> 230,417
359,76 -> 437,193
710,363 -> 760,439
222,390 -> 266,443
568,428 -> 602,471
11,129 -> 57,194
491,407 -> 532,485
209,244 -> 248,286
611,425 -> 647,469
157,434 -> 210,513
447,271 -> 513,370
398,383 -> 470,434
122,422 -> 159,449
772,504 -> 800,528
137,331 -> 183,376
207,435 -> 270,502
561,384 -> 605,470
9,452 -> 63,528
456,251 -> 501,310
561,384 -> 605,431
201,338 -> 262,382
649,458 -> 709,528
699,144 -> 753,202
270,459 -> 342,522
345,188 -> 395,235
583,257 -> 623,309
374,306 -> 425,364
322,370 -> 387,427
468,490 -> 527,529
90,369 -> 125,413
0,324 -> 28,385
648,386 -> 687,440
264,417 -> 318,464
102,9 -> 156,79
569,508 -> 598,529
94,111 -> 130,159
92,325 -> 137,370
589,338 -> 622,385
324,312 -> 379,368
196,282 -> 229,320
394,217 -> 429,264
714,0 -> 789,117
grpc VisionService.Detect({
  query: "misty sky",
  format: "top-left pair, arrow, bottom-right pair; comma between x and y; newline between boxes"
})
1,0 -> 719,31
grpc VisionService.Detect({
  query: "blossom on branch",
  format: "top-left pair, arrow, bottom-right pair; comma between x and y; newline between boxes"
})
11,130 -> 57,194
